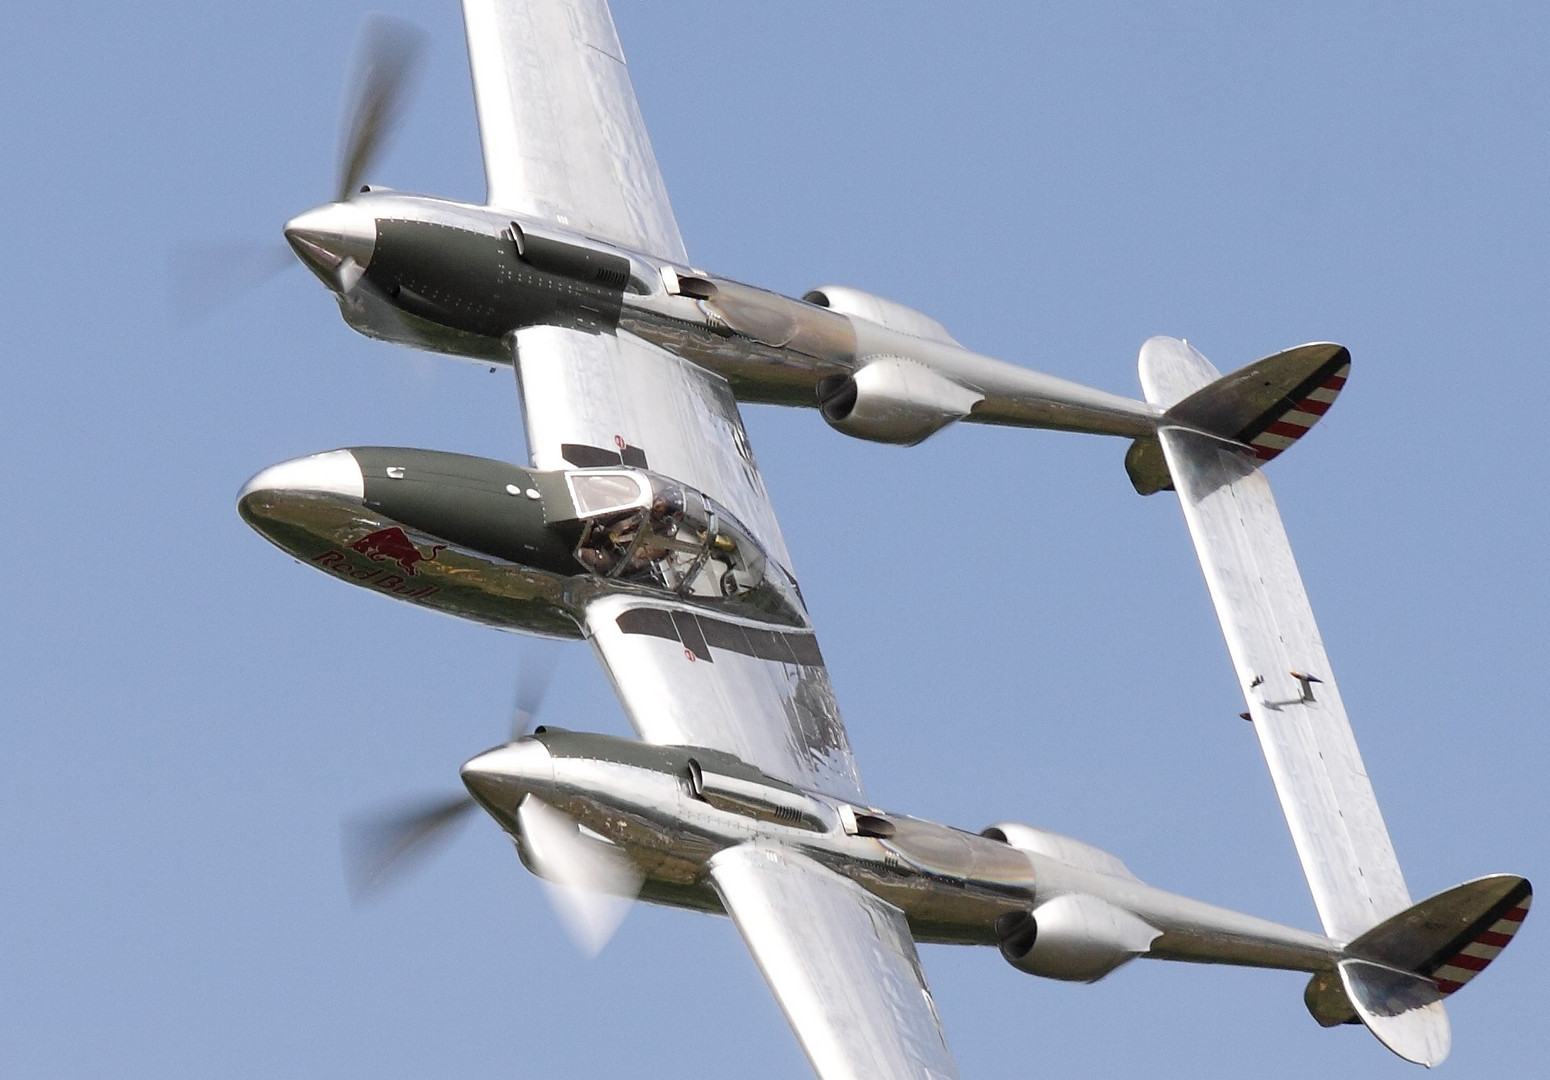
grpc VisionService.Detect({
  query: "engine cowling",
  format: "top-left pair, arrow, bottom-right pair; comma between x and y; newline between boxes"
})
981,822 -> 1140,882
815,357 -> 983,445
803,285 -> 959,346
995,893 -> 1160,983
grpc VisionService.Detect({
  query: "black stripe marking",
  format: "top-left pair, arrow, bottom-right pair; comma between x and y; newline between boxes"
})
614,607 -> 677,641
1416,878 -> 1532,980
560,442 -> 652,470
561,443 -> 622,469
788,633 -> 824,666
615,609 -> 824,668
740,626 -> 785,662
671,610 -> 712,663
699,617 -> 751,654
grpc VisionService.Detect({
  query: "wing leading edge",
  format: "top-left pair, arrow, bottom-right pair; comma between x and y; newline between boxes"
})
709,844 -> 959,1080
461,0 -> 687,263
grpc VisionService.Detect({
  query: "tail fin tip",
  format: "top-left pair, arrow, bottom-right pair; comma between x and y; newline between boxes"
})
1128,338 -> 1351,494
1305,875 -> 1531,1066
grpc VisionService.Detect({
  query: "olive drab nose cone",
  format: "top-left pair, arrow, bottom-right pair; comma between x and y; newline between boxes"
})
461,739 -> 555,809
283,201 -> 377,289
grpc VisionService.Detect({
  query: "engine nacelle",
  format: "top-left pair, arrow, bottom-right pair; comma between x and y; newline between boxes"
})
815,357 -> 983,445
803,285 -> 959,346
995,893 -> 1160,983
981,822 -> 1139,882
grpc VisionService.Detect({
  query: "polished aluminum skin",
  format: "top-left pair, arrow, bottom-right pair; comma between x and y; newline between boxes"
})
457,720 -> 1529,1078
1142,338 -> 1413,944
286,190 -> 1165,440
459,726 -> 1356,1079
1141,337 -> 1442,1064
247,2 -> 1532,1076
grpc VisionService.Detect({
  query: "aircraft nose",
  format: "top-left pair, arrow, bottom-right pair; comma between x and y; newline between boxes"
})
462,739 -> 555,810
237,449 -> 365,505
283,201 -> 377,288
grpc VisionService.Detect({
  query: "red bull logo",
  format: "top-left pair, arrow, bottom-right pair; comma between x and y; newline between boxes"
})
350,526 -> 444,576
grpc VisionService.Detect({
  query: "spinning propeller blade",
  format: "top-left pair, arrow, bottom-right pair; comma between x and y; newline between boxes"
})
340,640 -> 640,952
167,241 -> 296,323
511,643 -> 560,740
342,793 -> 477,904
337,16 -> 426,201
517,795 -> 645,956
172,16 -> 426,321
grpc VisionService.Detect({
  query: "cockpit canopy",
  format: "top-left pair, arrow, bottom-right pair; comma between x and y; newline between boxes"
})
561,469 -> 798,620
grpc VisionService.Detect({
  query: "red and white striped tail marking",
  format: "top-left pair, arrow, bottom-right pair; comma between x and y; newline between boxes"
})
1239,360 -> 1351,462
1422,881 -> 1532,996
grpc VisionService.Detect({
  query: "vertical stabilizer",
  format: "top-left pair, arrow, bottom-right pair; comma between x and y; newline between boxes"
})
1139,337 -> 1412,943
1336,959 -> 1450,1065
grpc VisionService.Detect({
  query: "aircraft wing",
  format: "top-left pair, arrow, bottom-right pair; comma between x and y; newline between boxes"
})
584,593 -> 864,802
461,0 -> 688,264
709,844 -> 960,1080
514,324 -> 866,804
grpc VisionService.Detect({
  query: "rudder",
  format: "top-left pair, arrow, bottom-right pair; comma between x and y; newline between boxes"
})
1305,875 -> 1531,1065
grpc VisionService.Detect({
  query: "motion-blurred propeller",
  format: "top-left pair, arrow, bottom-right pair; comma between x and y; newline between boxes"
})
343,645 -> 556,903
341,643 -> 640,952
337,15 -> 426,202
517,794 -> 644,956
343,792 -> 478,903
167,240 -> 296,324
171,16 -> 425,321
510,642 -> 559,739
343,643 -> 642,956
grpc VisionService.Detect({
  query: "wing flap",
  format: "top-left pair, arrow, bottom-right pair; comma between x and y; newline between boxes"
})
708,844 -> 959,1080
461,0 -> 687,262
586,595 -> 864,803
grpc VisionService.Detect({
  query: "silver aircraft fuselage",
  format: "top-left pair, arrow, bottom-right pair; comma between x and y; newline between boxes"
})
469,726 -> 1345,974
286,192 -> 1161,438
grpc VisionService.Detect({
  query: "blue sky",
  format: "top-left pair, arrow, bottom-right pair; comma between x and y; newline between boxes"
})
3,3 -> 1545,1077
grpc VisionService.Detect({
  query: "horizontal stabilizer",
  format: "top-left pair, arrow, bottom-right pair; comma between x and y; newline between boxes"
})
1126,339 -> 1350,494
1141,337 -> 1412,944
